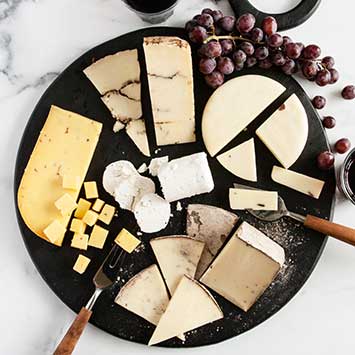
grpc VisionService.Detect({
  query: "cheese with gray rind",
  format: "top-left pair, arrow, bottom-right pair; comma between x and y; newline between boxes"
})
202,75 -> 286,157
143,37 -> 195,146
200,222 -> 285,312
256,94 -> 308,169
148,275 -> 223,346
186,204 -> 238,279
150,236 -> 205,295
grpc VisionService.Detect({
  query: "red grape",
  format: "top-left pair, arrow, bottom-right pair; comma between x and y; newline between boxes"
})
262,16 -> 277,35
316,70 -> 331,86
220,39 -> 234,55
205,71 -> 224,89
302,44 -> 321,59
282,36 -> 292,46
329,68 -> 339,84
285,43 -> 302,59
302,61 -> 318,79
234,62 -> 245,71
217,57 -> 235,75
199,41 -> 222,58
272,52 -> 286,66
267,33 -> 283,48
342,85 -> 355,100
189,26 -> 208,43
282,59 -> 296,75
236,13 -> 256,33
255,46 -> 269,60
317,151 -> 335,170
233,49 -> 247,64
219,16 -> 236,32
202,8 -> 213,16
246,56 -> 257,68
199,58 -> 216,75
197,14 -> 214,28
259,58 -> 273,69
240,41 -> 254,56
185,20 -> 197,32
335,138 -> 351,154
322,116 -> 336,129
312,95 -> 326,109
250,27 -> 264,43
211,10 -> 223,22
322,56 -> 335,69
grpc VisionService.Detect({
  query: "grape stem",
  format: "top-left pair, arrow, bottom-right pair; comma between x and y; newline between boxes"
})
203,34 -> 263,45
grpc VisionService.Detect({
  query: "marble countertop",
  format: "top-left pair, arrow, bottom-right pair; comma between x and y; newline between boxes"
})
2,0 -> 355,354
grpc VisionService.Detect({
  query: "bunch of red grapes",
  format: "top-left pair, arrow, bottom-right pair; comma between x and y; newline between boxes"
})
186,10 -> 339,89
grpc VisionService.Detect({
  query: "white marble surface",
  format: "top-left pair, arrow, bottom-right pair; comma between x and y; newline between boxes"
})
1,0 -> 355,354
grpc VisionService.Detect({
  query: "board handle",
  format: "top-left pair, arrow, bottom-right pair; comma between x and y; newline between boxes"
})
304,215 -> 355,246
53,307 -> 92,355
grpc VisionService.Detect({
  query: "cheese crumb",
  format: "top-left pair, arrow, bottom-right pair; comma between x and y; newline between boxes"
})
73,255 -> 91,274
84,181 -> 99,199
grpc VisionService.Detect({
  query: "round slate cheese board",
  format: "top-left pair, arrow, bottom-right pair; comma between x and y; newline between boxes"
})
14,27 -> 336,347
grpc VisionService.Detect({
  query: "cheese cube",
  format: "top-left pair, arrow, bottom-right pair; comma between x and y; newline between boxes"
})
69,218 -> 86,234
92,199 -> 105,212
74,198 -> 91,219
88,225 -> 109,249
84,181 -> 99,199
73,255 -> 91,274
115,229 -> 141,253
98,204 -> 115,225
71,233 -> 89,250
43,220 -> 67,244
62,175 -> 81,190
82,210 -> 99,227
54,193 -> 77,216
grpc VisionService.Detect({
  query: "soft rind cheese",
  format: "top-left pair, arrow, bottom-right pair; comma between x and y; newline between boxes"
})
158,152 -> 214,202
229,188 -> 278,210
143,37 -> 195,146
202,75 -> 286,157
150,236 -> 205,295
148,275 -> 223,346
256,94 -> 308,169
17,106 -> 102,246
217,138 -> 257,182
186,204 -> 238,279
271,165 -> 325,199
200,222 -> 285,312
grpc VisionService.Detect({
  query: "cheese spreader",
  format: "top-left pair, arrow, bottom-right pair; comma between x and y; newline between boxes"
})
234,183 -> 355,247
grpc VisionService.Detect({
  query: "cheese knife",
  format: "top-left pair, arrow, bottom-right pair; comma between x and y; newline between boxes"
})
234,183 -> 355,246
53,244 -> 126,355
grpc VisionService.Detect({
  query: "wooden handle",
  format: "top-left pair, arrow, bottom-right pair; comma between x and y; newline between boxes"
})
53,307 -> 92,355
304,215 -> 355,246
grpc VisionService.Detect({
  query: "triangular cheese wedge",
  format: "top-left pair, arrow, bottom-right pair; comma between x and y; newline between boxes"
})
150,236 -> 204,295
148,275 -> 223,346
217,138 -> 257,182
115,264 -> 169,326
126,119 -> 150,157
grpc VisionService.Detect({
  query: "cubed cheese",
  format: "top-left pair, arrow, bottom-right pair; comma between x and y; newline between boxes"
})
82,210 -> 99,227
229,188 -> 278,210
73,255 -> 91,274
88,225 -> 109,249
54,193 -> 77,216
71,233 -> 89,250
115,228 -> 141,253
69,218 -> 87,234
74,198 -> 91,219
62,175 -> 81,190
98,204 -> 116,225
43,220 -> 67,244
84,181 -> 99,199
92,198 -> 105,212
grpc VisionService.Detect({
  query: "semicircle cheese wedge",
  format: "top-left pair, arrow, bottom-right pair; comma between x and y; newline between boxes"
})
150,236 -> 205,295
256,94 -> 308,169
148,275 -> 223,346
17,106 -> 102,246
217,138 -> 257,182
202,75 -> 285,157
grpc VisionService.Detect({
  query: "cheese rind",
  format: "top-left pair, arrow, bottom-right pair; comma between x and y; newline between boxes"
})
229,188 -> 278,210
271,165 -> 325,199
202,75 -> 286,156
143,37 -> 195,146
148,275 -> 223,346
217,138 -> 257,182
256,94 -> 308,169
17,106 -> 102,246
150,236 -> 205,295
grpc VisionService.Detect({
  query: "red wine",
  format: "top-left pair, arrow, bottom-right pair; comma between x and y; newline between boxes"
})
347,161 -> 355,194
125,0 -> 177,13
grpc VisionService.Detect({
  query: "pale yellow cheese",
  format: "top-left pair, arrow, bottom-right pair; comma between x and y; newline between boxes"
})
92,198 -> 105,212
98,204 -> 116,225
69,218 -> 86,234
74,199 -> 92,219
54,193 -> 78,216
84,181 -> 99,199
62,175 -> 81,190
82,210 -> 99,227
115,228 -> 141,253
17,106 -> 102,246
73,255 -> 91,274
71,233 -> 89,250
43,220 -> 67,244
88,225 -> 109,249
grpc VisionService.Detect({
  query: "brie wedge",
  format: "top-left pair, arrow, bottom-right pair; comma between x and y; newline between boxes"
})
229,188 -> 278,210
148,275 -> 223,346
256,94 -> 308,168
217,138 -> 257,182
271,165 -> 325,199
150,236 -> 205,295
202,75 -> 285,157
143,37 -> 195,146
186,204 -> 239,279
200,222 -> 285,312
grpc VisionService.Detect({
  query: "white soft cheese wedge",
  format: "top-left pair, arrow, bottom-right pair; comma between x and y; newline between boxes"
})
148,275 -> 223,346
158,152 -> 214,202
150,236 -> 205,295
115,264 -> 169,326
126,119 -> 150,157
133,193 -> 170,233
271,165 -> 325,199
143,37 -> 195,146
202,75 -> 285,157
201,222 -> 285,312
187,204 -> 239,279
256,94 -> 308,168
149,156 -> 169,176
229,188 -> 278,210
217,138 -> 257,181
